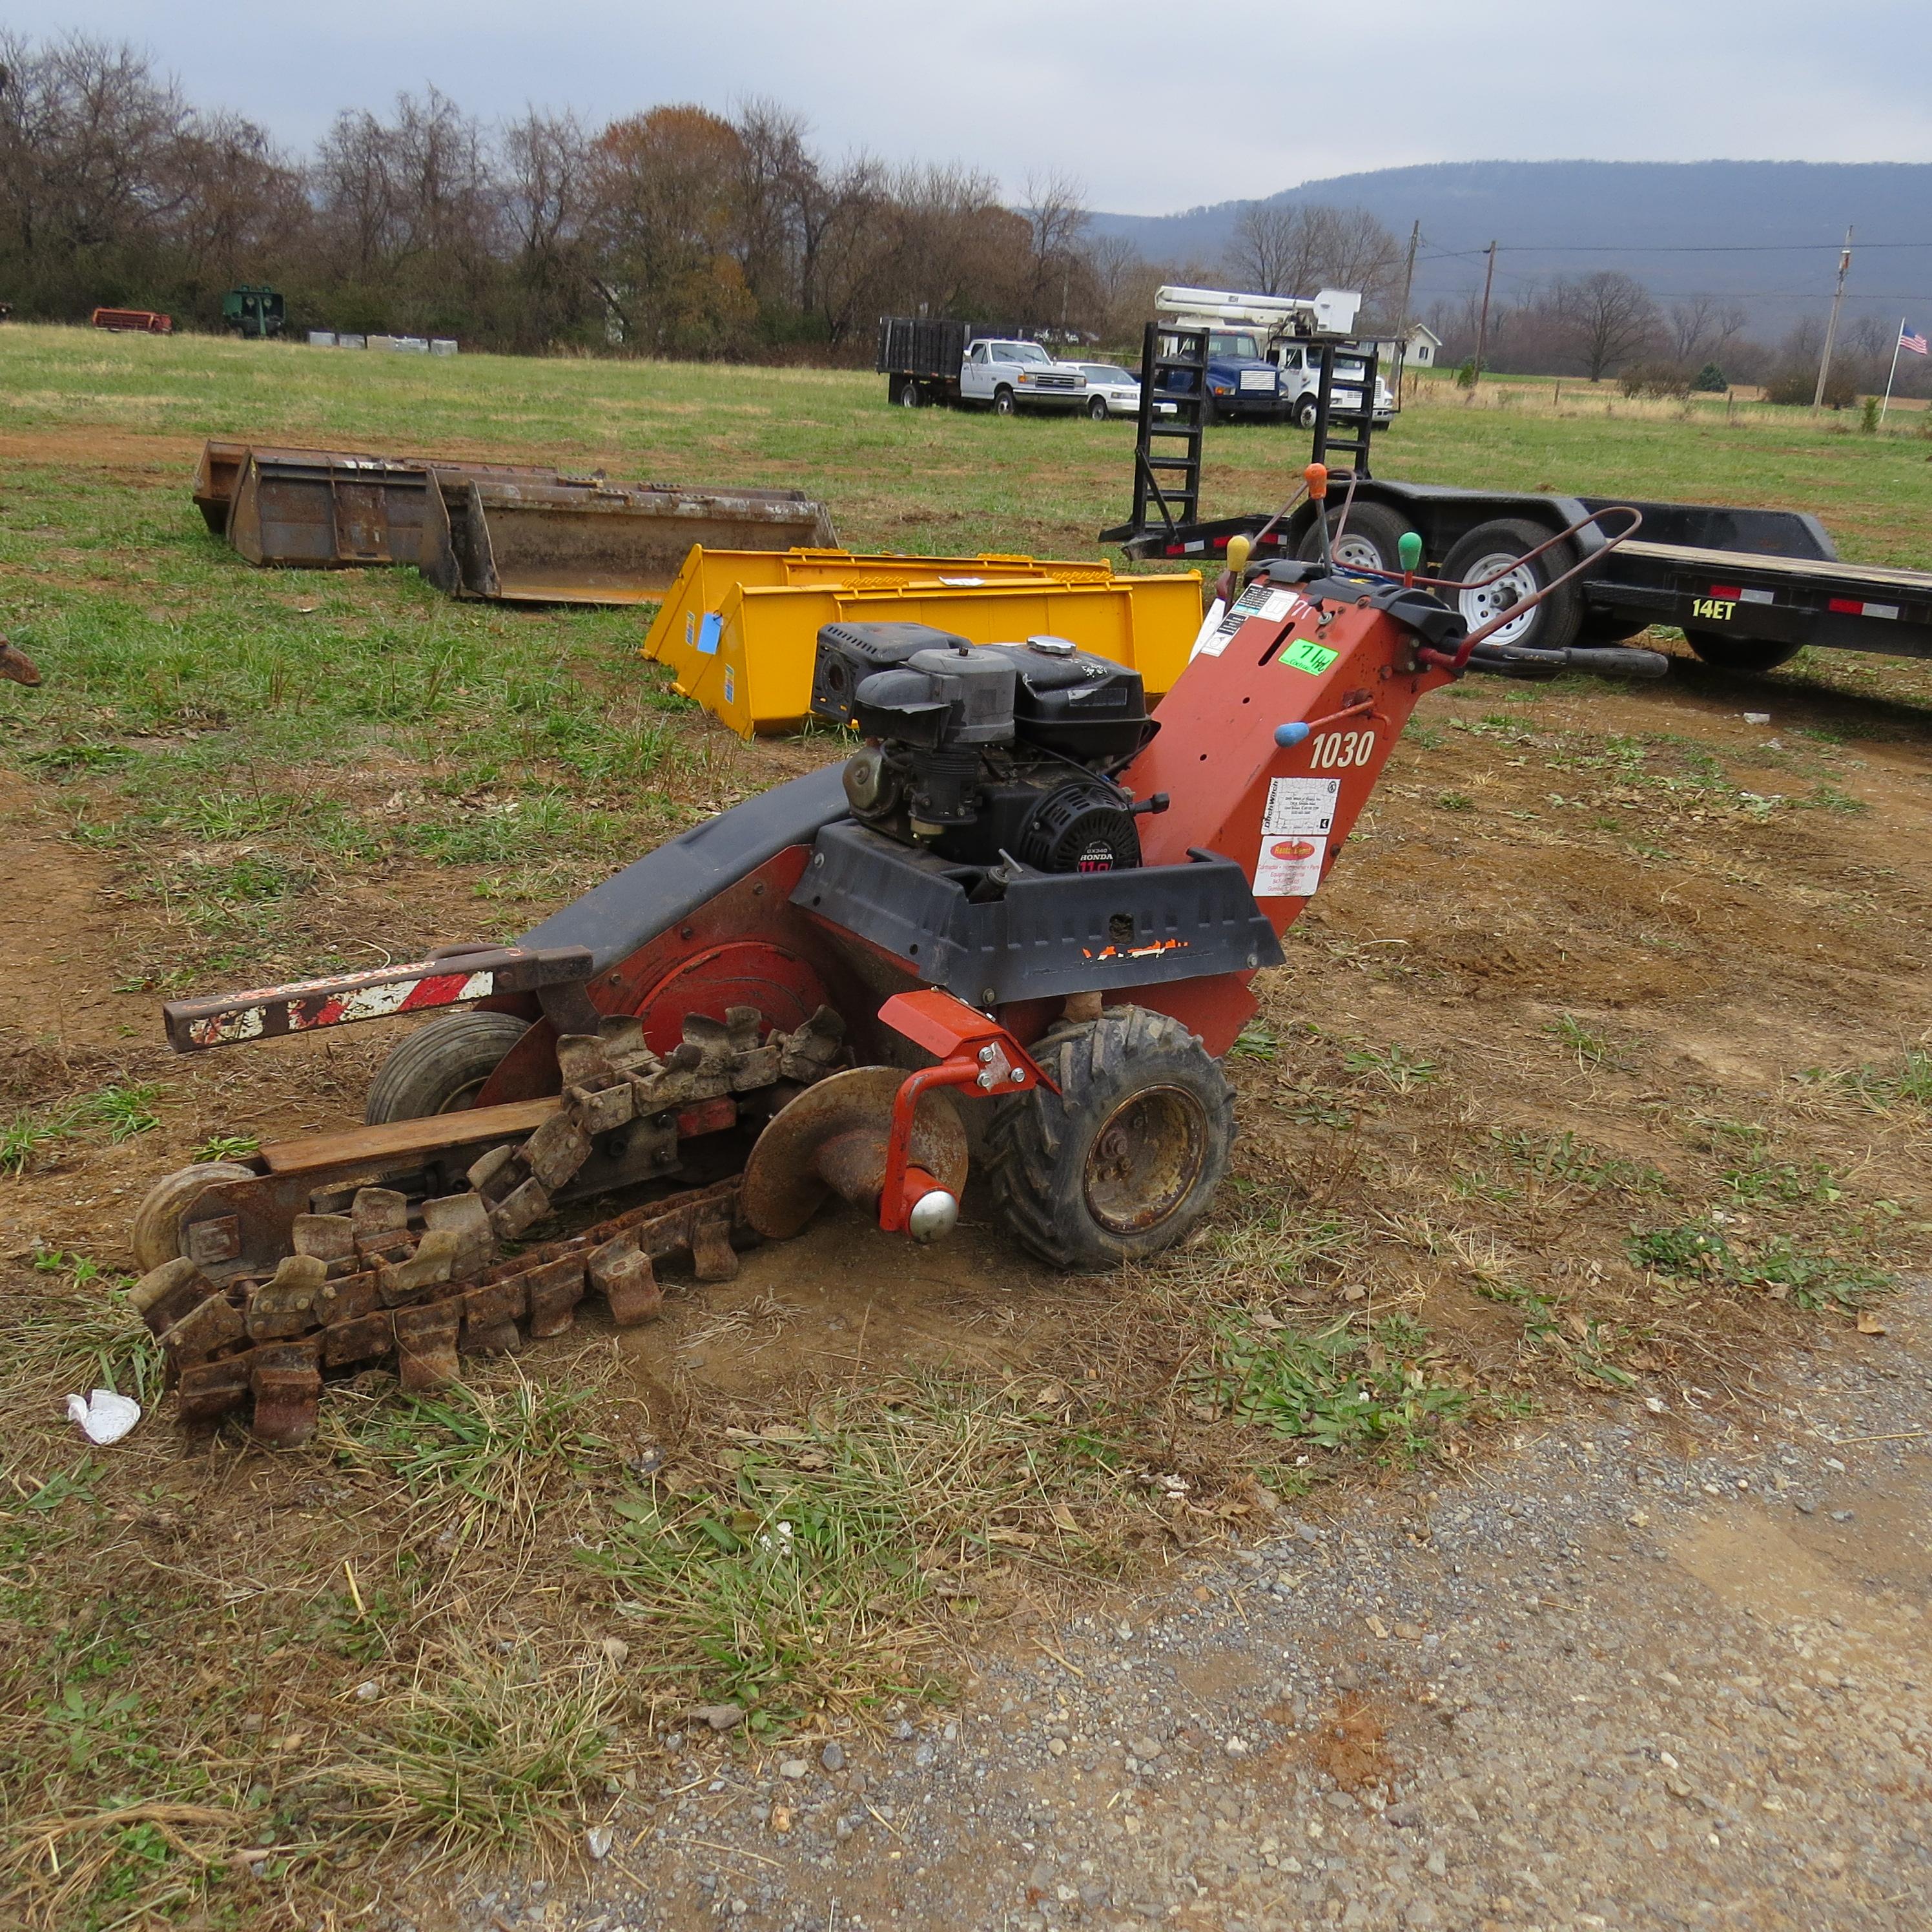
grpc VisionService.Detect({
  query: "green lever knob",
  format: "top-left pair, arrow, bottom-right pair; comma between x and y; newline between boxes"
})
1397,531 -> 1424,573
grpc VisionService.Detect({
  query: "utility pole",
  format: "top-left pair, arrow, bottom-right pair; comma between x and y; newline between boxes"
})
1472,240 -> 1497,389
1812,225 -> 1854,411
1394,219 -> 1420,403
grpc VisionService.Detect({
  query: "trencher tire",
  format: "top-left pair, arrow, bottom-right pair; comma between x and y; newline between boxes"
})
983,1006 -> 1233,1271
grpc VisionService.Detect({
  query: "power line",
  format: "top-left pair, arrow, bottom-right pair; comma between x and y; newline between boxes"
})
1419,240 -> 1932,258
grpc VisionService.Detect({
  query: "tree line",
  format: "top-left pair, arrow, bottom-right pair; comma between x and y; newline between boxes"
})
6,30 -> 1917,400
1421,271 -> 1929,404
0,31 -> 1428,358
0,34 -> 1117,353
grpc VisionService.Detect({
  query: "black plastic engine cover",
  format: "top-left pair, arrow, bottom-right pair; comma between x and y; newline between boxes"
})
792,821 -> 1282,1006
812,622 -> 974,728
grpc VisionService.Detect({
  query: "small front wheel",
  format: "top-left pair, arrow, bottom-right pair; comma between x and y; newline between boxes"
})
1295,394 -> 1320,430
993,385 -> 1017,416
984,1007 -> 1234,1271
1087,395 -> 1109,420
364,1010 -> 532,1124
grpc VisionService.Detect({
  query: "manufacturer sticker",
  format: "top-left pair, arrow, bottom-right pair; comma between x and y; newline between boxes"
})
1281,638 -> 1339,675
1262,776 -> 1340,837
1201,584 -> 1308,658
723,667 -> 735,706
1253,832 -> 1327,899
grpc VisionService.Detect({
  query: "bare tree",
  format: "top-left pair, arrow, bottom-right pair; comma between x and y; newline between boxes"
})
1019,169 -> 1089,329
1554,271 -> 1661,380
501,107 -> 593,345
1229,205 -> 1300,296
0,32 -> 188,305
1227,202 -> 1401,318
1668,295 -> 1747,365
167,110 -> 307,303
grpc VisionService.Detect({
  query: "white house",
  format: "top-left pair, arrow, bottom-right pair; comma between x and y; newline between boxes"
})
1403,322 -> 1443,367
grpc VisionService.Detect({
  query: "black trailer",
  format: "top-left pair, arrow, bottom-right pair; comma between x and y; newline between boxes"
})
877,316 -> 972,409
1101,382 -> 1932,670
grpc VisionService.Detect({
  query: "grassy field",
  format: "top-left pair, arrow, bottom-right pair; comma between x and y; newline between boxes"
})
2,324 -> 1930,1930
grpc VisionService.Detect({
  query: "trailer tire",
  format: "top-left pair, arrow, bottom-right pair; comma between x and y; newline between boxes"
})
131,1161 -> 256,1272
983,1007 -> 1234,1271
1298,502 -> 1417,575
1682,629 -> 1802,673
993,385 -> 1017,416
895,378 -> 925,409
364,1011 -> 533,1124
1441,517 -> 1582,654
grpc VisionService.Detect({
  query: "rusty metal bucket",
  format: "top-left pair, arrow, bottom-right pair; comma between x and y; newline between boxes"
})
419,476 -> 838,604
224,448 -> 444,568
220,447 -> 571,570
192,438 -> 253,535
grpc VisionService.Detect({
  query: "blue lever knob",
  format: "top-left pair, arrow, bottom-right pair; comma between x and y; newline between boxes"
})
1273,721 -> 1311,746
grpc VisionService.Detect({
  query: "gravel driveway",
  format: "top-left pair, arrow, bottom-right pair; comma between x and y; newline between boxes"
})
431,1282 -> 1932,1932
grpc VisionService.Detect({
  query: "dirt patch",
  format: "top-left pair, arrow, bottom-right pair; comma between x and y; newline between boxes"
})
1302,1689 -> 1400,1797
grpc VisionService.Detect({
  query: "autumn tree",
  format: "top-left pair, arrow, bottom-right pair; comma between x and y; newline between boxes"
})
588,105 -> 756,355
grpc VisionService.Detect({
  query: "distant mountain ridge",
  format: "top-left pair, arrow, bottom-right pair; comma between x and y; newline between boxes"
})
1087,161 -> 1932,326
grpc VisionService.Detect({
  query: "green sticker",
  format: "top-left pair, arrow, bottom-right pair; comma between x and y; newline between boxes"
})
1282,638 -> 1339,675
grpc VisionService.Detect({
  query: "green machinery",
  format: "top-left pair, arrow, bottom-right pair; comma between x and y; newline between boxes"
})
222,286 -> 285,340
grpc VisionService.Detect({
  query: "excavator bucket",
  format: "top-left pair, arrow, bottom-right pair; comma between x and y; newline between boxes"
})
194,437 -> 833,594
218,446 -> 564,569
420,477 -> 839,604
642,548 -> 1203,737
192,438 -> 252,535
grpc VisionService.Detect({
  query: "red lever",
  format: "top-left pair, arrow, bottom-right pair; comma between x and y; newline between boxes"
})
875,991 -> 1054,1238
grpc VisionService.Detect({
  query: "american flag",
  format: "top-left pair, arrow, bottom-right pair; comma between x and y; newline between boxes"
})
1901,322 -> 1929,357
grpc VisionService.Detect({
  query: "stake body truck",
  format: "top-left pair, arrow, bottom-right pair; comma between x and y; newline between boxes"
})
876,318 -> 1088,415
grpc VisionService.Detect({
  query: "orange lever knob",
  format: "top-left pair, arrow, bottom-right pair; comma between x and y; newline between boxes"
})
1304,462 -> 1328,502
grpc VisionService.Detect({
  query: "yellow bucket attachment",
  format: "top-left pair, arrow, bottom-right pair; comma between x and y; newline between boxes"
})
642,548 -> 1202,737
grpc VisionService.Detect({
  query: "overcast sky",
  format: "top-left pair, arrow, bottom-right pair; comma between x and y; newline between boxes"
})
21,2 -> 1932,212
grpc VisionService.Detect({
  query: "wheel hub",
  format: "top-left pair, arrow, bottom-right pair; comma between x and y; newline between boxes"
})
1331,533 -> 1386,572
1457,553 -> 1539,645
1083,1085 -> 1209,1235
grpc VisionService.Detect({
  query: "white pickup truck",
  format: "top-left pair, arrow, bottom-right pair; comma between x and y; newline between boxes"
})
876,318 -> 1089,414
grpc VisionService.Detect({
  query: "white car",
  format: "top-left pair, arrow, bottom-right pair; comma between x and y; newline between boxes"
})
1072,362 -> 1177,421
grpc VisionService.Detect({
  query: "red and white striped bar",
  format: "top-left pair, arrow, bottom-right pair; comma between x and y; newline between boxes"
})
161,945 -> 593,1053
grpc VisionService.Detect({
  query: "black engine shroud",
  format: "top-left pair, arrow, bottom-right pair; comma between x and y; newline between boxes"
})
809,622 -> 1160,872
